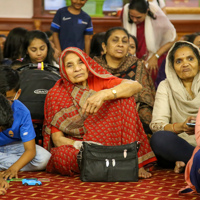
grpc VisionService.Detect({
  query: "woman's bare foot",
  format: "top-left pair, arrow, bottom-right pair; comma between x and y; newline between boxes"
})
174,161 -> 185,173
138,167 -> 152,179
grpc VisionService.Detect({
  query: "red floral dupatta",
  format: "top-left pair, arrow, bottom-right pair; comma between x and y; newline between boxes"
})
43,47 -> 118,149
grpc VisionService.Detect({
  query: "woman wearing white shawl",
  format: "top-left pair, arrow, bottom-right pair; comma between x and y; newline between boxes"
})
122,0 -> 177,82
150,41 -> 200,173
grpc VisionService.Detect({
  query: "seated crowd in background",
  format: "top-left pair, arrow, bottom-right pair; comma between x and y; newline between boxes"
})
0,0 -> 200,195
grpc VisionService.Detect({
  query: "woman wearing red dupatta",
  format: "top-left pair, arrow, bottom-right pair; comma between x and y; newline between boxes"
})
43,47 -> 156,178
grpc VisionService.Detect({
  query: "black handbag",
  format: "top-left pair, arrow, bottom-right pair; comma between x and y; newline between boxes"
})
77,141 -> 140,182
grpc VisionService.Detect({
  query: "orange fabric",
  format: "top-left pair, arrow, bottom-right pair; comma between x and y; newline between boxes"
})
51,126 -> 60,134
88,75 -> 122,91
182,107 -> 200,193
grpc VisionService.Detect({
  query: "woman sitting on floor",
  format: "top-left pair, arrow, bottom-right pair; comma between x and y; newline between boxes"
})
93,27 -> 155,136
150,41 -> 200,173
43,47 -> 157,178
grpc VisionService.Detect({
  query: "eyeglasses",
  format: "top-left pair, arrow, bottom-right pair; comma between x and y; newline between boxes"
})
7,90 -> 19,103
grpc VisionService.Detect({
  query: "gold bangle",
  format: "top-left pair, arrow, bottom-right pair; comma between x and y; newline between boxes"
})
111,89 -> 117,99
172,123 -> 178,134
155,53 -> 160,59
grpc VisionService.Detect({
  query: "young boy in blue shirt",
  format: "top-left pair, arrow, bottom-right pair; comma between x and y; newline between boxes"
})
0,66 -> 51,181
51,0 -> 93,55
0,93 -> 12,195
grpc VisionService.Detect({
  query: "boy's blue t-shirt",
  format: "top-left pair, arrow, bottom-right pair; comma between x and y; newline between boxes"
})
50,6 -> 93,51
0,100 -> 36,146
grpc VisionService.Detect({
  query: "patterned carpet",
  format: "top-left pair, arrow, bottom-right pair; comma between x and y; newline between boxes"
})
1,169 -> 199,200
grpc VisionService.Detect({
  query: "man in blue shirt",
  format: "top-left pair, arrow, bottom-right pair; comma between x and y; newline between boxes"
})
0,66 -> 51,180
51,0 -> 93,55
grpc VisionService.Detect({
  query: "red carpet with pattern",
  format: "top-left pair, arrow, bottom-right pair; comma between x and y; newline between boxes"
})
1,169 -> 199,200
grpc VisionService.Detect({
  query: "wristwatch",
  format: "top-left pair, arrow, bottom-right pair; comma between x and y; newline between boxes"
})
111,89 -> 117,99
155,53 -> 160,59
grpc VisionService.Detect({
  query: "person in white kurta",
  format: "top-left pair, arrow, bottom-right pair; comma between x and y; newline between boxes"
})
150,41 -> 200,173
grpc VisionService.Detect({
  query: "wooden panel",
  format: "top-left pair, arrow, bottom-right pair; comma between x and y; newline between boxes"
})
91,17 -> 122,33
0,18 -> 35,33
0,17 -> 199,40
0,16 -> 122,33
166,7 -> 200,14
171,20 -> 200,40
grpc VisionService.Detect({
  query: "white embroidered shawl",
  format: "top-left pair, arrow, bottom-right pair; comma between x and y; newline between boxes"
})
123,2 -> 176,60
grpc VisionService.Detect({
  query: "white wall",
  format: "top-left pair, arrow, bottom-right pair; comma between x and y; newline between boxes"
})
0,0 -> 199,20
0,0 -> 33,18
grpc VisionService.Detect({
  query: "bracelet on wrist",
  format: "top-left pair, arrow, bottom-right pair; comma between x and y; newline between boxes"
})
155,53 -> 160,59
172,123 -> 178,134
111,89 -> 117,99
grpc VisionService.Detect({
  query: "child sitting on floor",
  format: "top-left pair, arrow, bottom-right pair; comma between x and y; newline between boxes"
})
0,66 -> 51,181
0,93 -> 12,195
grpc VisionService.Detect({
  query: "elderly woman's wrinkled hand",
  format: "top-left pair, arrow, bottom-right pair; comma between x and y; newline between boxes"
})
82,90 -> 107,115
183,116 -> 196,135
